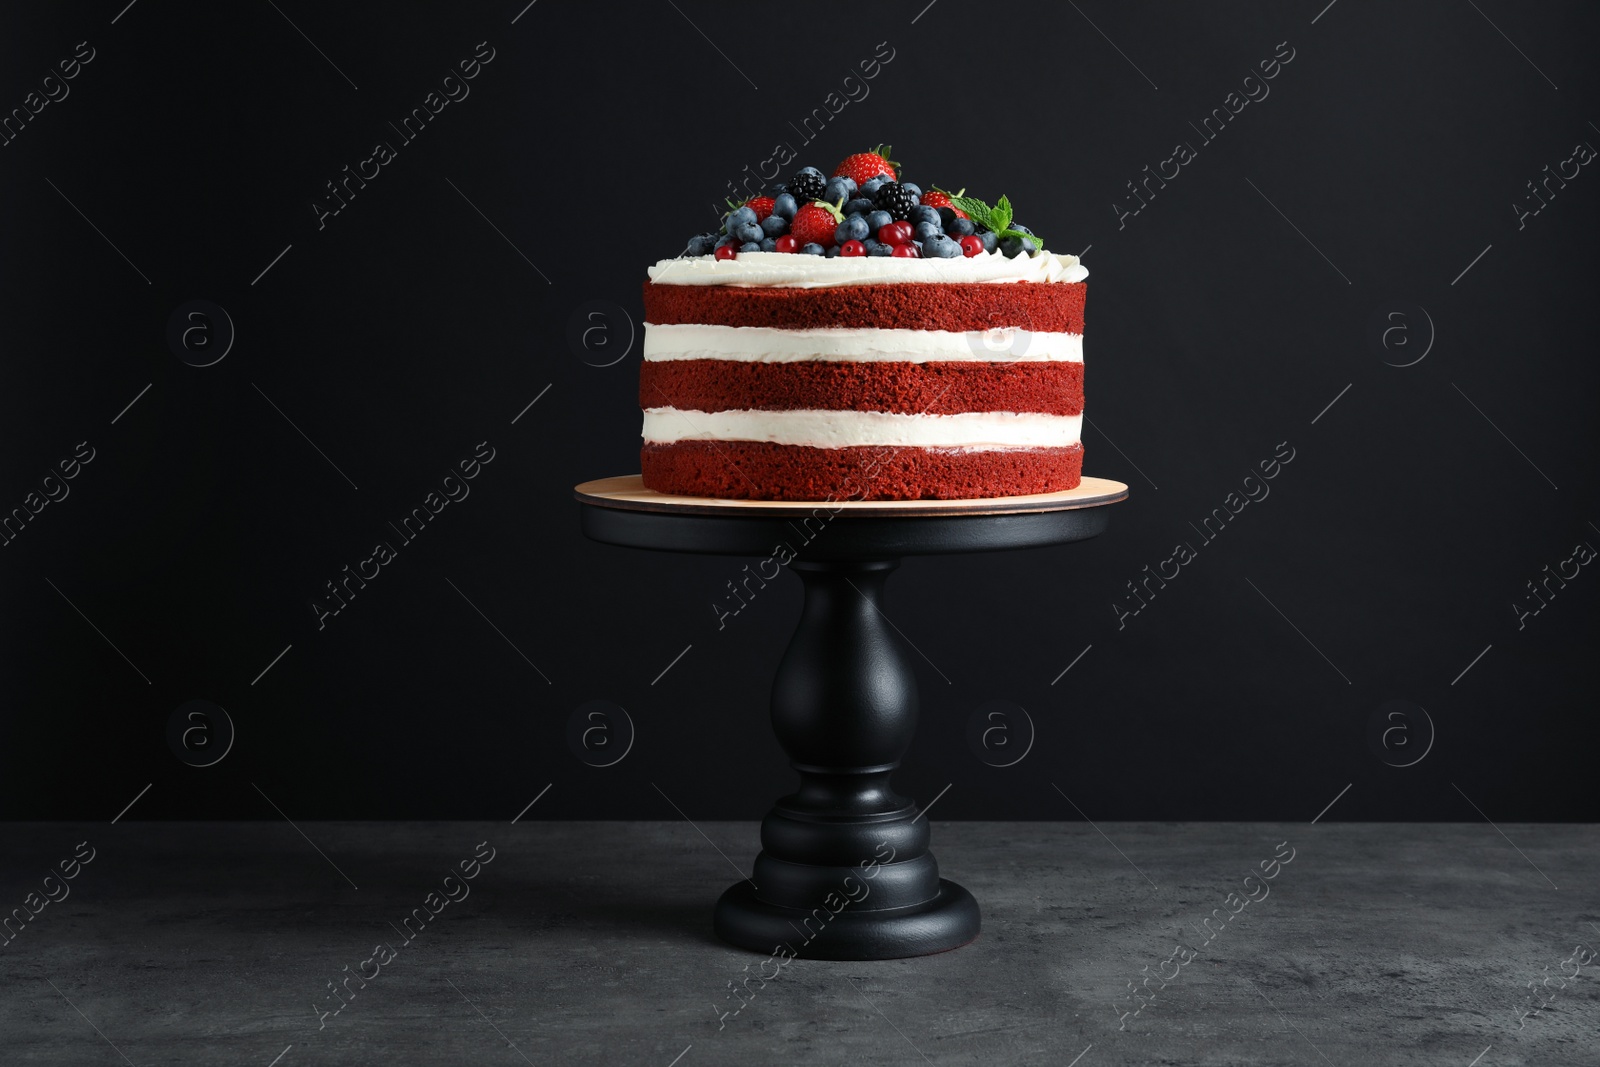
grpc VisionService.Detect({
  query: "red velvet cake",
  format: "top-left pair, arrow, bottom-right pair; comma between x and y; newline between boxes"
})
640,147 -> 1088,501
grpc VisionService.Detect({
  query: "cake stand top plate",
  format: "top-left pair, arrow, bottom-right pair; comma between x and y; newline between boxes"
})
575,475 -> 1128,559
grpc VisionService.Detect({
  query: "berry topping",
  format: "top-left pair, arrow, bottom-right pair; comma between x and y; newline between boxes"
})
671,146 -> 1062,263
832,145 -> 899,186
999,234 -> 1039,257
787,168 -> 826,204
877,220 -> 914,246
835,214 -> 871,245
823,176 -> 857,205
790,198 -> 845,248
873,181 -> 917,221
943,193 -> 1043,251
920,188 -> 969,219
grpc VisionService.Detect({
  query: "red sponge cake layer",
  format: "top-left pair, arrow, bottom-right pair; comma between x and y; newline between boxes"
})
641,359 -> 1084,417
643,280 -> 1085,334
641,441 -> 1083,501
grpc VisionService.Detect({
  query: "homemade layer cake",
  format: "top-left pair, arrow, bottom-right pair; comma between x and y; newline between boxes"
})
640,146 -> 1088,501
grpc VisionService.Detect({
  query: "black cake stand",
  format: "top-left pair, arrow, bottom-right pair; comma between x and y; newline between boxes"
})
575,474 -> 1128,960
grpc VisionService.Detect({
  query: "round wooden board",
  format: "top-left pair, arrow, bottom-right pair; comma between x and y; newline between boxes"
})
574,474 -> 1129,518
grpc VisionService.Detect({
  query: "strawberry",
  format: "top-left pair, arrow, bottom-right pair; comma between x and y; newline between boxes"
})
921,188 -> 968,219
744,196 -> 775,222
832,144 -> 899,185
790,199 -> 844,248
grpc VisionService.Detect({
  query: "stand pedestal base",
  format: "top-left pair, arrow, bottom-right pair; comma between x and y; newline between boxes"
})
714,879 -> 980,961
575,475 -> 1127,962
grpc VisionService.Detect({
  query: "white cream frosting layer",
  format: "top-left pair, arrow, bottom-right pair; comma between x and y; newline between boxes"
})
646,249 -> 1087,288
642,323 -> 1082,364
642,408 -> 1082,450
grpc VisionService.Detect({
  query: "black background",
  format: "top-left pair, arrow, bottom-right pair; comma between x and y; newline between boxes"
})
2,1 -> 1596,823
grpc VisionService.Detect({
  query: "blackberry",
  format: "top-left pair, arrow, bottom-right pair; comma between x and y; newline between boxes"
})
874,181 -> 917,221
787,170 -> 826,203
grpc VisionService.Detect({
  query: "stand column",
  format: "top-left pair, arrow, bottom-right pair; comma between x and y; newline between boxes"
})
713,559 -> 980,960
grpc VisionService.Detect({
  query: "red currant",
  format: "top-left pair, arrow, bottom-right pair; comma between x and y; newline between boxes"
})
839,239 -> 866,257
775,235 -> 799,254
714,244 -> 737,261
891,243 -> 921,258
958,235 -> 985,257
876,223 -> 900,245
893,221 -> 915,245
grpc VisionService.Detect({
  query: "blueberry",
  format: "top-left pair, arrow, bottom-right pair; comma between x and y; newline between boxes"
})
761,214 -> 788,237
844,197 -> 874,216
825,245 -> 841,258
800,242 -> 825,255
867,239 -> 894,256
767,182 -> 787,196
866,209 -> 892,233
901,182 -> 922,198
922,233 -> 962,259
978,231 -> 998,253
835,216 -> 870,244
998,235 -> 1039,257
913,219 -> 941,242
772,193 -> 798,221
759,237 -> 778,252
715,235 -> 735,249
1011,223 -> 1034,236
796,165 -> 823,179
909,204 -> 940,226
861,178 -> 885,198
685,234 -> 713,256
740,240 -> 762,253
862,238 -> 885,255
823,176 -> 856,204
945,216 -> 976,237
733,221 -> 763,243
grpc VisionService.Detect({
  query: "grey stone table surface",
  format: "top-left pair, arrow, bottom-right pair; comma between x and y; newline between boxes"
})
0,821 -> 1595,1066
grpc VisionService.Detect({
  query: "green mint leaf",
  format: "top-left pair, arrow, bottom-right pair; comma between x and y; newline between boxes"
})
991,195 -> 1014,234
948,195 -> 995,230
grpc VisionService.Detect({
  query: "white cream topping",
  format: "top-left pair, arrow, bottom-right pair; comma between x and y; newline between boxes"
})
646,249 -> 1088,288
642,408 -> 1082,450
642,324 -> 1082,364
